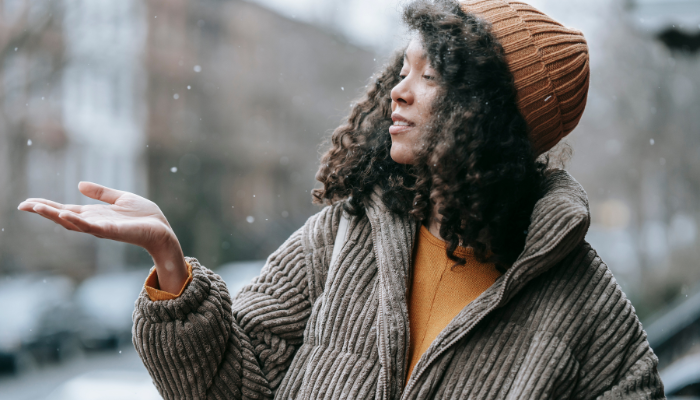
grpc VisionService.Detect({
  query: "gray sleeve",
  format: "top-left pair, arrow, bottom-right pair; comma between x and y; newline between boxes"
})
570,256 -> 665,400
132,226 -> 313,400
595,350 -> 665,399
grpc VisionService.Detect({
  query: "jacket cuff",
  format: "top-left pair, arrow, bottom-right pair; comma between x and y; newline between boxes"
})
144,260 -> 193,301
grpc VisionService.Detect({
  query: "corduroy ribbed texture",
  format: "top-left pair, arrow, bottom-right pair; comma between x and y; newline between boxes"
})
460,0 -> 590,155
132,170 -> 664,399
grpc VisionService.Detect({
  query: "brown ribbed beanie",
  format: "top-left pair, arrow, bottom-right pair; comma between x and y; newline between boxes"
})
460,0 -> 590,155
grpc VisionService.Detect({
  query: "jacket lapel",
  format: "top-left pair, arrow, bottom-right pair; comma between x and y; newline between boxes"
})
365,191 -> 418,400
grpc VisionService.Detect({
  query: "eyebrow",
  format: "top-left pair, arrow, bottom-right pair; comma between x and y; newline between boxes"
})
403,50 -> 428,64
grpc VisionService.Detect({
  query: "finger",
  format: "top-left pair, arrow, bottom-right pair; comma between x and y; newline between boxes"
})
59,211 -> 106,238
32,204 -> 83,232
53,214 -> 82,232
22,198 -> 83,213
78,182 -> 124,205
18,201 -> 41,213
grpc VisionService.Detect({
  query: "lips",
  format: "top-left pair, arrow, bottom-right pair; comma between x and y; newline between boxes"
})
389,113 -> 415,135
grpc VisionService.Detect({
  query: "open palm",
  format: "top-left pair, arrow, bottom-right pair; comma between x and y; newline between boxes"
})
18,182 -> 174,254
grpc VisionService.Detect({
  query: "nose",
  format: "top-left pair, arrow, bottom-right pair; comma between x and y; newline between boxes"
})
391,77 -> 413,106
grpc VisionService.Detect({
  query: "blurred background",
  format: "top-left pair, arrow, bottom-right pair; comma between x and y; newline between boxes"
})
0,0 -> 699,398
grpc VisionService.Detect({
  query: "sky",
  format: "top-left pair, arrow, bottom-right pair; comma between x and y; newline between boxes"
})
248,0 -> 407,53
245,0 -> 610,55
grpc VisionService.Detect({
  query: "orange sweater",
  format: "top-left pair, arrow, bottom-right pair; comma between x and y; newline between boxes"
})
143,228 -> 501,384
406,225 -> 501,382
144,261 -> 193,301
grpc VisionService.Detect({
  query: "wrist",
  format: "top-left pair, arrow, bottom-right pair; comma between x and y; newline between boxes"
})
148,233 -> 189,294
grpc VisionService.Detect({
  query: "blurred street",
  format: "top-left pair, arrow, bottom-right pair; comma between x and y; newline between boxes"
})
0,345 -> 153,400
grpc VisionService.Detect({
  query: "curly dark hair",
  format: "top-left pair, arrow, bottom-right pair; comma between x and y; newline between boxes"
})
313,0 -> 550,272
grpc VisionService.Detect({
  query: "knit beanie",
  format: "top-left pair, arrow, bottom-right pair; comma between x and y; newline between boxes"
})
460,0 -> 590,155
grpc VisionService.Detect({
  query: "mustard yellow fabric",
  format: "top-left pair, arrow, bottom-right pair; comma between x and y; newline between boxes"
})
406,225 -> 502,382
145,261 -> 193,301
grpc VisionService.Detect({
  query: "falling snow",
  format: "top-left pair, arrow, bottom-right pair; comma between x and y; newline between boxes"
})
27,139 -> 32,146
246,216 -> 255,223
171,167 -> 178,173
194,65 -> 202,72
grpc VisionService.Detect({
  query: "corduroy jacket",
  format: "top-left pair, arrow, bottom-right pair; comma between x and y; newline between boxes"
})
132,170 -> 665,399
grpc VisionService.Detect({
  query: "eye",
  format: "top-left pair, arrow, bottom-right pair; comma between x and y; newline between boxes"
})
422,74 -> 434,80
399,74 -> 407,80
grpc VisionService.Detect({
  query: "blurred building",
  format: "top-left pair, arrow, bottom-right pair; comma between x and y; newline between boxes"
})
0,0 -> 375,276
0,0 -> 72,274
60,0 -> 149,272
546,0 -> 700,319
626,1 -> 700,395
0,0 -> 148,277
142,0 -> 375,268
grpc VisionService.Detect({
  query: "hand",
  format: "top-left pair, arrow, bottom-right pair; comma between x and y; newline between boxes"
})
18,182 -> 189,294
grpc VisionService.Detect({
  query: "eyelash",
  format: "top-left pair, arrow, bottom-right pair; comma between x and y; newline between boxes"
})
398,74 -> 434,80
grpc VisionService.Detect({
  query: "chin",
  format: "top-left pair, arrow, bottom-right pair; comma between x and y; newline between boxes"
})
390,144 -> 416,165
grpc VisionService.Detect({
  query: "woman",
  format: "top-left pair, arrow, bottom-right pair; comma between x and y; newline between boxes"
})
19,0 -> 664,398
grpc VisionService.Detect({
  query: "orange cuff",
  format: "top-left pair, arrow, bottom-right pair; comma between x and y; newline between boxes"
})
145,261 -> 193,301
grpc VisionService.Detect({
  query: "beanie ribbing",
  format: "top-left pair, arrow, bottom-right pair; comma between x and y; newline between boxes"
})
460,0 -> 590,155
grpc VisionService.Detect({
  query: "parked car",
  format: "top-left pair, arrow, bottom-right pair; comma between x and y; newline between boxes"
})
74,270 -> 147,351
47,370 -> 161,400
216,260 -> 265,297
0,274 -> 77,374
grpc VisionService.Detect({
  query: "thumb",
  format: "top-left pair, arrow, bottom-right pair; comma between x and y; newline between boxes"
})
78,182 -> 124,205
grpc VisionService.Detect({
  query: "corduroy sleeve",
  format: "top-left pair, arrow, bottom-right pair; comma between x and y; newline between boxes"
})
132,225 -> 313,400
595,350 -> 665,400
570,253 -> 665,400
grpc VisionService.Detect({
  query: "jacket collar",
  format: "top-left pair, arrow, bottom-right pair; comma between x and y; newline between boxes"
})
498,169 -> 591,304
364,169 -> 590,396
366,169 -> 590,306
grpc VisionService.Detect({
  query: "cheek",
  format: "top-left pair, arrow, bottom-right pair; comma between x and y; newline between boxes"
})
415,87 -> 438,120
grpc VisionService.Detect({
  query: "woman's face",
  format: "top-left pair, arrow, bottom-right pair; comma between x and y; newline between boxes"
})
389,38 -> 440,165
